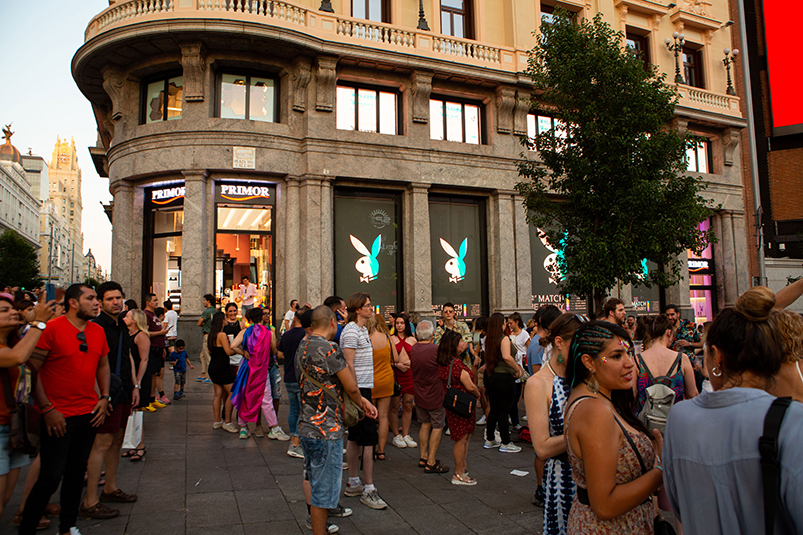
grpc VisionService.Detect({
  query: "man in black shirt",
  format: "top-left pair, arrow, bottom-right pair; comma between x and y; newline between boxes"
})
278,307 -> 310,458
81,282 -> 141,519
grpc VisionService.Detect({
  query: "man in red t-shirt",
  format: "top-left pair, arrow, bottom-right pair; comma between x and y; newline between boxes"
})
19,284 -> 111,535
144,293 -> 170,407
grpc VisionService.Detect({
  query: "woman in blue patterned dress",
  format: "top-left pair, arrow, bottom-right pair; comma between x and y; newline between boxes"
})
525,313 -> 587,535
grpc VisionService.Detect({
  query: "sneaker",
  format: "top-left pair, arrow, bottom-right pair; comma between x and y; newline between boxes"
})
305,516 -> 339,533
212,421 -> 223,429
522,415 -> 528,421
342,461 -> 348,470
142,404 -> 156,412
499,443 -> 522,453
239,428 -> 250,439
151,400 -> 166,408
344,481 -> 364,497
267,426 -> 291,441
328,504 -> 352,517
195,376 -> 205,382
202,378 -> 212,384
253,425 -> 265,438
483,439 -> 501,449
172,393 -> 180,401
445,428 -> 451,436
494,430 -> 501,442
392,435 -> 407,449
222,422 -> 239,433
159,395 -> 171,405
476,415 -> 487,425
70,529 -> 83,535
286,444 -> 305,458
403,435 -> 418,448
360,490 -> 387,510
532,485 -> 545,507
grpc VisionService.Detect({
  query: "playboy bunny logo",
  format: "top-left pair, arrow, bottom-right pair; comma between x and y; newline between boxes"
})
440,238 -> 467,283
350,234 -> 381,283
537,228 -> 559,285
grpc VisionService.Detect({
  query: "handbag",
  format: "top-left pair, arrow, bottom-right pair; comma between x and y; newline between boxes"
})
0,365 -> 40,456
388,335 -> 402,397
108,330 -> 124,408
122,411 -> 143,450
298,340 -> 364,428
442,358 -> 476,419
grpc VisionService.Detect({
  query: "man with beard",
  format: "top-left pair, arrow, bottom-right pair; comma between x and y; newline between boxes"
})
20,284 -> 112,535
665,304 -> 703,367
601,297 -> 626,326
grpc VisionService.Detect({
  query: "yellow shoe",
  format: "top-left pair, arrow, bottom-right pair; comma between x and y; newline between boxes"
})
151,400 -> 166,408
142,404 -> 156,412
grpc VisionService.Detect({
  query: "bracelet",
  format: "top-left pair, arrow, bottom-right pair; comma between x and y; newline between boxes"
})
655,465 -> 663,472
40,402 -> 53,410
41,406 -> 55,414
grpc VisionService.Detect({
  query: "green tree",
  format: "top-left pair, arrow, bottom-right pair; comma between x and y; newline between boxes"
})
516,11 -> 715,314
0,229 -> 42,290
84,277 -> 101,289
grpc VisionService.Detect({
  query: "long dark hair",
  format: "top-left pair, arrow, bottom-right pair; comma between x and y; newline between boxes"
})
0,295 -> 20,348
208,312 -> 226,351
484,313 -> 506,373
394,312 -> 412,338
565,321 -> 651,439
436,329 -> 461,367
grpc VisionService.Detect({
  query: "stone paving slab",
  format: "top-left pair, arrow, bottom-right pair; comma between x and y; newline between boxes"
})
0,370 -> 544,534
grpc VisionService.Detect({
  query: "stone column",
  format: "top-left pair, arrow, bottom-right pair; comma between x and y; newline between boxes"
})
513,195 -> 533,312
664,253 -> 692,320
110,180 -> 134,291
711,213 -> 726,312
283,177 -> 302,308
720,210 -> 738,307
320,176 -> 334,298
299,175 -> 324,305
731,211 -> 750,296
179,170 -> 210,359
130,186 -> 144,302
404,183 -> 432,316
488,192 -> 518,313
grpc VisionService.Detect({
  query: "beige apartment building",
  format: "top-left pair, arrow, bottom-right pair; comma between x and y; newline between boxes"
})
73,0 -> 750,348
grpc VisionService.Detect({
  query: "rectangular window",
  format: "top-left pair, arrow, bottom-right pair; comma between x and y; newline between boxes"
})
143,76 -> 184,124
540,3 -> 554,25
626,31 -> 650,67
526,114 -> 566,150
352,0 -> 387,22
430,97 -> 481,144
334,189 -> 402,320
682,47 -> 704,88
336,86 -> 398,135
219,73 -> 277,122
686,140 -> 711,173
441,0 -> 471,39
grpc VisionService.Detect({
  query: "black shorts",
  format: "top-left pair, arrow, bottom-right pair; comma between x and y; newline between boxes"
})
148,347 -> 165,374
347,388 -> 378,446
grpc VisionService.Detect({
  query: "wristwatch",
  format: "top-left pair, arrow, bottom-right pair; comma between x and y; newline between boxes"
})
29,321 -> 47,331
133,384 -> 141,389
100,395 -> 111,401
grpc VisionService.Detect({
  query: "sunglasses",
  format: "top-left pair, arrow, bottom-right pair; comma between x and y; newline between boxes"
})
76,331 -> 88,353
573,314 -> 590,323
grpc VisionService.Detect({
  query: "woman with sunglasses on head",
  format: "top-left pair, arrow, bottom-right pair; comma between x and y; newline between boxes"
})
120,309 -> 152,461
663,287 -> 803,534
524,313 -> 587,535
564,321 -> 663,534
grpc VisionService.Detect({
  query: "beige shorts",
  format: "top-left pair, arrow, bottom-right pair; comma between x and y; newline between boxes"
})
415,406 -> 446,429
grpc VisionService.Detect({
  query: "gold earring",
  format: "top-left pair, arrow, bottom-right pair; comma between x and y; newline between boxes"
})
711,366 -> 722,377
587,373 -> 599,393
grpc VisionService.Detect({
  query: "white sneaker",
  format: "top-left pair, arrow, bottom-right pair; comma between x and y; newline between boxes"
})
392,434 -> 407,449
268,426 -> 291,441
403,435 -> 418,447
212,421 -> 223,429
304,515 -> 339,533
287,444 -> 305,458
360,489 -> 388,510
499,442 -> 522,453
494,430 -> 501,442
483,439 -> 501,449
222,422 -> 239,433
476,415 -> 487,425
239,427 -> 251,439
70,529 -> 83,535
522,415 -> 528,421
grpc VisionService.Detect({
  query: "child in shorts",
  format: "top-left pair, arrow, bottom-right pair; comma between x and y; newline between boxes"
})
169,339 -> 193,400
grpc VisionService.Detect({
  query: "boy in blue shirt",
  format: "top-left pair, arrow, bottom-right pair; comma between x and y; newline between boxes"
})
169,339 -> 194,400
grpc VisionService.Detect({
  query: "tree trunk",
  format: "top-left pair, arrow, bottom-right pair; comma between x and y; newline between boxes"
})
593,287 -> 605,318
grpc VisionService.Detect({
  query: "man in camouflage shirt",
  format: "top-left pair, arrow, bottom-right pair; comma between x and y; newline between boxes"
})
433,302 -> 473,365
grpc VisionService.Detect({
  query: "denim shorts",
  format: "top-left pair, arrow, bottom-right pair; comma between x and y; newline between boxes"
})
174,370 -> 186,385
300,437 -> 343,510
0,424 -> 32,475
269,364 -> 282,399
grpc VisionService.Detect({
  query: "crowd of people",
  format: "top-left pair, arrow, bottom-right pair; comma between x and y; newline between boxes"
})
1,276 -> 803,535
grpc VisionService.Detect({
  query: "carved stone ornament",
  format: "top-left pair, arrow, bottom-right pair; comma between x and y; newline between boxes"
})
721,128 -> 740,166
315,56 -> 338,112
101,64 -> 126,121
495,86 -> 516,135
293,58 -> 312,112
411,71 -> 433,124
683,0 -> 712,18
180,43 -> 207,102
513,89 -> 531,136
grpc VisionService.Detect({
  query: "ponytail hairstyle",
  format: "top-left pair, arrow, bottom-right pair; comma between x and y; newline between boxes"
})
541,313 -> 587,349
484,313 -> 506,373
707,286 -> 784,381
566,321 -> 651,439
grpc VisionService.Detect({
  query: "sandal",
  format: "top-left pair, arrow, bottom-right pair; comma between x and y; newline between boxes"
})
424,462 -> 449,474
129,447 -> 147,461
451,473 -> 477,486
419,458 -> 439,468
374,451 -> 387,461
44,503 -> 61,517
12,512 -> 50,530
121,450 -> 134,458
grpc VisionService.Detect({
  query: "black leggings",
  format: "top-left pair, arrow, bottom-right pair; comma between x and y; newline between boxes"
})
509,381 -> 523,427
484,371 -> 516,444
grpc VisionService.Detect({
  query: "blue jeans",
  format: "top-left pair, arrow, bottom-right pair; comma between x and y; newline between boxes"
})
301,438 -> 343,510
269,364 -> 282,399
286,382 -> 301,436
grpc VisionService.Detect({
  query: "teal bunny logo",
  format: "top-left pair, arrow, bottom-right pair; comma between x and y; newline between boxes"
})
440,238 -> 467,283
350,234 -> 381,283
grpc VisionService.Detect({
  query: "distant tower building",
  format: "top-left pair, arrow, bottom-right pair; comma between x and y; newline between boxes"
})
0,125 -> 39,248
48,137 -> 84,284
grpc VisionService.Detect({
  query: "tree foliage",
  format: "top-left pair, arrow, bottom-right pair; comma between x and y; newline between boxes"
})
516,11 -> 715,312
0,229 -> 42,290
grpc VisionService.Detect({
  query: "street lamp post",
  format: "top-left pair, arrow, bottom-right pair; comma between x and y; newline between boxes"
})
723,48 -> 739,96
665,32 -> 686,85
417,0 -> 430,31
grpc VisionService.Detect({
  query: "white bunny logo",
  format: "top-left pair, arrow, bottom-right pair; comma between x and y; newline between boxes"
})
537,228 -> 559,285
440,238 -> 468,283
350,234 -> 381,283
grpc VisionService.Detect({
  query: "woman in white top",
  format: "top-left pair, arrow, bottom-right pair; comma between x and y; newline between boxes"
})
507,312 -> 528,430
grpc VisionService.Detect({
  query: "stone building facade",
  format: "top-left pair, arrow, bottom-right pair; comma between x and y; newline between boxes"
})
73,0 -> 751,350
47,138 -> 85,285
0,132 -> 40,249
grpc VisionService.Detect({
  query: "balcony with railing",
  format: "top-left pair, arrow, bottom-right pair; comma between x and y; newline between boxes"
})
676,85 -> 740,118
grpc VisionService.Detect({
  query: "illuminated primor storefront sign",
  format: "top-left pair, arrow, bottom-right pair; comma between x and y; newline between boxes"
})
150,186 -> 185,205
215,182 -> 275,205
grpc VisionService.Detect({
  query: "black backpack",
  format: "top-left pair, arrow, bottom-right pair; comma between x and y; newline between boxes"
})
759,397 -> 792,535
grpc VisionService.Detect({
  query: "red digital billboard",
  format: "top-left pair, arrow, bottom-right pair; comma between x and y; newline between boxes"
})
764,0 -> 803,136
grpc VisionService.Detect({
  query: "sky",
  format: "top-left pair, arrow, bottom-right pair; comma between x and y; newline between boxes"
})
0,0 -> 112,271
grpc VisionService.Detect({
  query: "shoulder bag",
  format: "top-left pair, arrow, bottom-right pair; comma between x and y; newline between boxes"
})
108,330 -> 124,409
442,358 -> 476,418
0,364 -> 40,455
759,396 -> 793,535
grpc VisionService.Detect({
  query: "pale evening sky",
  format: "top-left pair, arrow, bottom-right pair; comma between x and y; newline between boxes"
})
0,0 -> 112,271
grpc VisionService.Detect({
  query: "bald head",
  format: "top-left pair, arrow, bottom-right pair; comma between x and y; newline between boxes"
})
311,305 -> 336,330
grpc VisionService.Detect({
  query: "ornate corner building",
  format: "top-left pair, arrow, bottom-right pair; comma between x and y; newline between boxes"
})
73,0 -> 751,345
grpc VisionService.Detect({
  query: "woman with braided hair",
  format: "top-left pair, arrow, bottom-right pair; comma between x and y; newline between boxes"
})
564,321 -> 664,534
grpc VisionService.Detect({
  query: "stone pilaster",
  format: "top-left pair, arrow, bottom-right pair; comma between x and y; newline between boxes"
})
320,176 -> 334,297
180,170 -> 210,316
513,195 -> 533,311
299,175 -> 325,305
404,183 -> 432,316
110,180 -> 134,291
731,211 -> 750,296
284,177 -> 301,308
664,252 -> 692,320
719,210 -> 738,307
488,192 -> 518,313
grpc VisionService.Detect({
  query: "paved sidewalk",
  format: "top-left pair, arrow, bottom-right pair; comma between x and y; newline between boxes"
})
0,371 -> 544,535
